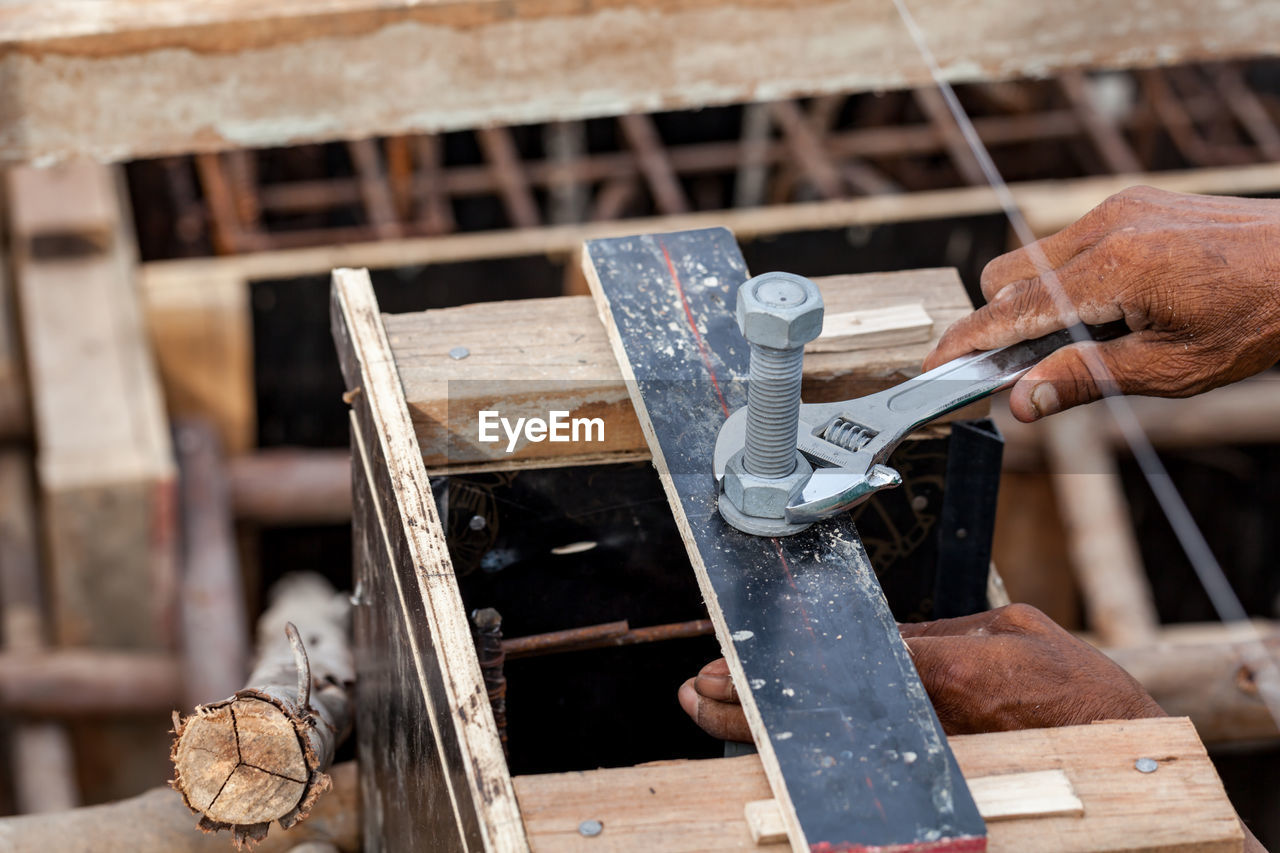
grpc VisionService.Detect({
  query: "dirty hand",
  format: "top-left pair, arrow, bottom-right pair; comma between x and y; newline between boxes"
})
677,604 -> 1164,740
923,187 -> 1280,422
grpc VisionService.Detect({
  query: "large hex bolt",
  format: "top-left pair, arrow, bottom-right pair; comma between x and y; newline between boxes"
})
719,272 -> 824,536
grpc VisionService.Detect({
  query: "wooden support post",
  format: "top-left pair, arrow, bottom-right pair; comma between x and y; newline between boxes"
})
175,420 -> 250,707
545,121 -> 589,225
6,161 -> 179,800
584,228 -> 984,851
0,451 -> 78,813
735,104 -> 773,208
1043,406 -> 1160,648
332,267 -> 525,851
0,204 -> 29,439
139,265 -> 255,455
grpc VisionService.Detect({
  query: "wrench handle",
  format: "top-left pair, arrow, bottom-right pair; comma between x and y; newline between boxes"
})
879,319 -> 1130,427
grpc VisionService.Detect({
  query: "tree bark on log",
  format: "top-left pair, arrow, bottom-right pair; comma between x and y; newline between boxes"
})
0,762 -> 357,853
171,574 -> 352,849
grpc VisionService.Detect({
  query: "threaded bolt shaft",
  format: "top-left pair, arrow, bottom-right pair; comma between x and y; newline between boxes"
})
744,344 -> 804,478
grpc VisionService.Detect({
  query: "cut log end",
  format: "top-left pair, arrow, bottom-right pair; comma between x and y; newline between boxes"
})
171,695 -> 330,850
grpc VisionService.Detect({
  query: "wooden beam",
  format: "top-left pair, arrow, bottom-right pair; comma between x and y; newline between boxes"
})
386,268 -> 976,470
138,162 -> 1280,286
1099,620 -> 1280,745
6,160 -> 179,802
584,228 -> 984,851
6,162 -> 178,649
332,267 -> 525,851
514,717 -> 1241,852
228,449 -> 353,525
5,0 -> 1279,164
0,649 -> 182,716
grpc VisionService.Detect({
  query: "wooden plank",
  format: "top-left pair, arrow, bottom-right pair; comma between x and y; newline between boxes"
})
137,162 -> 1280,286
513,717 -> 1242,853
331,268 -> 525,851
745,769 -> 1083,832
744,800 -> 788,845
966,770 -> 1082,822
4,0 -> 1280,164
139,265 -> 255,455
809,303 -> 933,353
583,228 -> 984,851
387,270 -> 974,470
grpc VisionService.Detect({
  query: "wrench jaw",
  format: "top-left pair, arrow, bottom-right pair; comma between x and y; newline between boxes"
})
784,463 -> 902,524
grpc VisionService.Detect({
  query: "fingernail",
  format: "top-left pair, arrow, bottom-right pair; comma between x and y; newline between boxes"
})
1029,383 -> 1060,419
991,287 -> 1015,303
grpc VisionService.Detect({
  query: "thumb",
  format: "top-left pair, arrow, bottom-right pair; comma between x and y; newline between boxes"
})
1008,334 -> 1164,422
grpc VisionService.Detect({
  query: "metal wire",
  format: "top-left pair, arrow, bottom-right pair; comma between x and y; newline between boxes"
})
892,0 -> 1280,727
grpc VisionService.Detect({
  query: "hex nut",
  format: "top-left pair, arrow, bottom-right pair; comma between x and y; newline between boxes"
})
736,272 -> 825,350
722,450 -> 813,519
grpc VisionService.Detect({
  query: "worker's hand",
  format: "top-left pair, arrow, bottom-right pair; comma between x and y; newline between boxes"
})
677,604 -> 1164,741
923,187 -> 1280,422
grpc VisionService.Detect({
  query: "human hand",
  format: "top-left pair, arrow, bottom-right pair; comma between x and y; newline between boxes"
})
923,187 -> 1280,422
677,604 -> 1164,740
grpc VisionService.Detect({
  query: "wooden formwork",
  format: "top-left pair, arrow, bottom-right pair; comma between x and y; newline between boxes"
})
331,231 -> 1244,851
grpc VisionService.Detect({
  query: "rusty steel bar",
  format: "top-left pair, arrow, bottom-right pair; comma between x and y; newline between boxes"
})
502,620 -> 630,659
411,134 -> 456,234
348,138 -> 404,240
476,127 -> 541,229
1059,71 -> 1143,174
502,618 -> 715,660
471,608 -> 509,758
193,152 -> 249,255
617,113 -> 690,215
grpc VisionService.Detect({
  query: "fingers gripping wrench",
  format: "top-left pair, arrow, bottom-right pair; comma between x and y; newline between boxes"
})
713,272 -> 1126,536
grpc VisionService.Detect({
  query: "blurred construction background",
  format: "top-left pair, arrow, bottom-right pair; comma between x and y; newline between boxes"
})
2,3 -> 1280,849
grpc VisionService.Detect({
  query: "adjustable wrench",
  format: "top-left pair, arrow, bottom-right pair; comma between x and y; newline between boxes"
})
714,321 -> 1127,526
